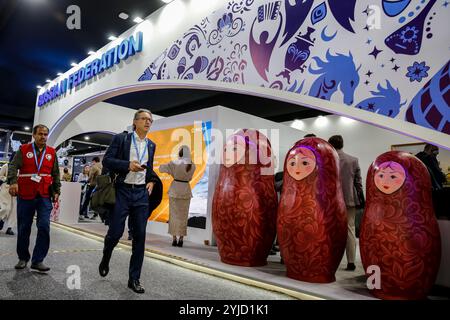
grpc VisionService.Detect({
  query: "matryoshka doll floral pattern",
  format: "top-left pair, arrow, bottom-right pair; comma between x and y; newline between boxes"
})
277,138 -> 347,283
212,129 -> 278,266
360,151 -> 441,300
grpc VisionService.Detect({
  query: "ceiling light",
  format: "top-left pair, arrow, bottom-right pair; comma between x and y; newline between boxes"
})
45,79 -> 51,83
87,50 -> 95,55
57,72 -> 63,76
36,85 -> 42,89
291,119 -> 305,131
84,136 -> 90,141
118,12 -> 129,20
88,146 -> 92,149
24,126 -> 30,131
161,0 -> 174,3
315,115 -> 329,127
71,62 -> 77,67
108,35 -> 117,41
133,16 -> 144,23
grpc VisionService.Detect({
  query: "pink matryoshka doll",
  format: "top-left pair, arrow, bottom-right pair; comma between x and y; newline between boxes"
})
360,151 -> 441,300
277,138 -> 347,283
212,129 -> 278,266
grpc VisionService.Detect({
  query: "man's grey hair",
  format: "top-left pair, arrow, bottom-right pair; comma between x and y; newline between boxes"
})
133,109 -> 152,130
134,108 -> 152,120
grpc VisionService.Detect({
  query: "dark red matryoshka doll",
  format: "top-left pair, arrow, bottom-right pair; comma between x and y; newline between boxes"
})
277,138 -> 347,283
212,129 -> 278,266
360,151 -> 441,300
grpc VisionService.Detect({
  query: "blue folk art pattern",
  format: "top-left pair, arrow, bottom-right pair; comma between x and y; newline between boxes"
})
308,50 -> 361,105
356,80 -> 407,117
406,60 -> 450,134
406,61 -> 430,82
138,0 -> 449,135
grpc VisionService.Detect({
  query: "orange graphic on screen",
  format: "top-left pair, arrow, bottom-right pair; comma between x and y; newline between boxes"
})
147,122 -> 208,222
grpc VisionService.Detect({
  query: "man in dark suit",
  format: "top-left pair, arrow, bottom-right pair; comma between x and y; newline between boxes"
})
99,108 -> 160,294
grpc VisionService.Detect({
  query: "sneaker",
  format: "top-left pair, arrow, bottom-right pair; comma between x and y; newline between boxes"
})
14,260 -> 27,269
30,262 -> 51,272
5,228 -> 14,236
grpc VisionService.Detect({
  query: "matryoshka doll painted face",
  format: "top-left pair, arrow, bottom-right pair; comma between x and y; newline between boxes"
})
374,161 -> 406,195
223,136 -> 247,168
286,147 -> 317,181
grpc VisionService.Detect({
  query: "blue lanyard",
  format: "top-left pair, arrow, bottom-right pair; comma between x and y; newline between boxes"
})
32,143 -> 47,173
132,133 -> 148,164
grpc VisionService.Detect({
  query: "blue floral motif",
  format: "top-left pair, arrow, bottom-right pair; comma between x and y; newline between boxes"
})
218,13 -> 233,31
406,61 -> 430,82
400,26 -> 419,43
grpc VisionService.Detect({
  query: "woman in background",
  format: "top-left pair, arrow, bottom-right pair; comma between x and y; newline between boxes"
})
159,146 -> 196,247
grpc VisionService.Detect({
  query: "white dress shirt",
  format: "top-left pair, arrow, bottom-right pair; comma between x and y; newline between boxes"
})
124,132 -> 148,185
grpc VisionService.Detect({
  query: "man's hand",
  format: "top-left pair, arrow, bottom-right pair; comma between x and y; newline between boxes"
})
9,184 -> 18,197
146,182 -> 155,196
129,160 -> 144,172
54,193 -> 60,203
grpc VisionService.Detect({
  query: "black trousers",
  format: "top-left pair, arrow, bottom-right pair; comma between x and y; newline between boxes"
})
103,185 -> 149,280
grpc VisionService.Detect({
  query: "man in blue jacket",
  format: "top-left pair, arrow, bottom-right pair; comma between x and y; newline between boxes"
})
99,108 -> 160,294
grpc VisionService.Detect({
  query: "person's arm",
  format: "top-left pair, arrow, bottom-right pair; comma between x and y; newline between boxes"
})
0,164 -> 7,182
354,160 -> 363,192
7,150 -> 22,185
51,157 -> 61,195
103,134 -> 130,173
146,143 -> 160,183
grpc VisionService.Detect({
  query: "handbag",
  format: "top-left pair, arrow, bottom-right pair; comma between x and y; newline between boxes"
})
90,174 -> 116,212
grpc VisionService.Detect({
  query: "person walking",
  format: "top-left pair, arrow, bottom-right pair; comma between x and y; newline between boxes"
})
79,157 -> 102,220
0,160 -> 17,236
98,109 -> 162,294
159,145 -> 196,247
8,124 -> 61,272
328,135 -> 363,271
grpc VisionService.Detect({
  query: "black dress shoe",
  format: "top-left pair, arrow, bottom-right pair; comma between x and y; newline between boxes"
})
346,263 -> 356,271
172,240 -> 177,246
177,240 -> 183,247
30,262 -> 50,272
99,253 -> 111,277
128,279 -> 145,294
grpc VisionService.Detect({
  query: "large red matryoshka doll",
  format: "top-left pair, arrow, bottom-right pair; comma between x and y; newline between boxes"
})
360,151 -> 441,300
212,129 -> 278,266
277,138 -> 347,283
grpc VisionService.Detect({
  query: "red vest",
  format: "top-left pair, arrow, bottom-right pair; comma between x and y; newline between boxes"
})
17,143 -> 56,200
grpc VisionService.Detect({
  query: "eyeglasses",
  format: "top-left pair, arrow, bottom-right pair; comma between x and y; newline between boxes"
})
137,117 -> 153,123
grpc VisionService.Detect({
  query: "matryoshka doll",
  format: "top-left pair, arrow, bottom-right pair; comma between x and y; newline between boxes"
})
212,129 -> 278,266
277,138 -> 347,283
360,151 -> 441,300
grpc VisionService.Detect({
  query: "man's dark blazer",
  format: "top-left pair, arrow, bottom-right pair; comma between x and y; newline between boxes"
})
103,131 -> 163,211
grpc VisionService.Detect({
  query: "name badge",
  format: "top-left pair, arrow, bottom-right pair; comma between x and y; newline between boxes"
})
31,174 -> 42,183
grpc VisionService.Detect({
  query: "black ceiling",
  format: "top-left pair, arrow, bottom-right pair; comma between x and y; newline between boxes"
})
0,0 -> 327,138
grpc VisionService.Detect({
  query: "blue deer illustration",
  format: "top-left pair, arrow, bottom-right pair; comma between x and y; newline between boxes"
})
355,80 -> 407,118
308,50 -> 361,105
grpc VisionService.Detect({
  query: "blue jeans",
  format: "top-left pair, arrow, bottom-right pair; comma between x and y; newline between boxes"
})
17,196 -> 53,264
103,185 -> 149,280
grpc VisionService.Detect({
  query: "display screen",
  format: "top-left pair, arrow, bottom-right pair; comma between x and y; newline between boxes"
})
148,121 -> 212,229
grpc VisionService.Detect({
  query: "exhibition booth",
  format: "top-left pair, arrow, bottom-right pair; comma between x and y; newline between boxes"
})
33,0 -> 449,299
